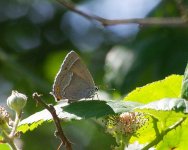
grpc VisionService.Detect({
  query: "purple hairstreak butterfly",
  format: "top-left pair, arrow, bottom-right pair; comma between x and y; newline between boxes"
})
51,51 -> 98,103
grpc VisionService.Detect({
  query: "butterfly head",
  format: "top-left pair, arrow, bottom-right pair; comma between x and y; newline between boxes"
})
94,86 -> 99,92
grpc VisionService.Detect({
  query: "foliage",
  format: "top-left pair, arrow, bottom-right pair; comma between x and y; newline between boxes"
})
181,63 -> 188,100
15,73 -> 188,150
0,0 -> 188,149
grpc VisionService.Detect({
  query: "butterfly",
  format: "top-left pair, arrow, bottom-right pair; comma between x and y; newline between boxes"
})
51,50 -> 98,103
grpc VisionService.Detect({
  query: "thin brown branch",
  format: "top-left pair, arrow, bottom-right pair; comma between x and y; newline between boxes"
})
56,0 -> 188,26
32,93 -> 72,150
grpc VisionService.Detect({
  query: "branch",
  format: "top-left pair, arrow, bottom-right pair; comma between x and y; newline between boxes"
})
56,0 -> 188,26
142,117 -> 186,150
32,93 -> 72,150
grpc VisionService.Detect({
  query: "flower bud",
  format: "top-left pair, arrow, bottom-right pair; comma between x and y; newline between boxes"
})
105,112 -> 148,136
7,91 -> 27,113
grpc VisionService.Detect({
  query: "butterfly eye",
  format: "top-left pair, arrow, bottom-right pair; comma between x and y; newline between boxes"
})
95,86 -> 99,91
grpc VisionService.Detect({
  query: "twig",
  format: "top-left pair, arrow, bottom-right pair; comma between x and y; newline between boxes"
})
142,117 -> 186,150
32,93 -> 72,150
56,0 -> 188,26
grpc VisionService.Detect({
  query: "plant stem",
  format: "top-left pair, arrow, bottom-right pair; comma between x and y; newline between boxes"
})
4,111 -> 22,150
2,132 -> 17,150
9,111 -> 21,138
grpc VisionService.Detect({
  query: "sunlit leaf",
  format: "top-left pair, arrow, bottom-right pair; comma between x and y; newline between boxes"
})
136,98 -> 187,112
18,102 -> 80,133
130,115 -> 156,144
0,144 -> 10,150
125,75 -> 183,103
135,98 -> 187,129
181,62 -> 188,100
156,118 -> 188,150
130,98 -> 188,148
18,100 -> 141,133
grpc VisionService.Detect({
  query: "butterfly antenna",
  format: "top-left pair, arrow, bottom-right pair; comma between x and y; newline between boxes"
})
107,88 -> 116,91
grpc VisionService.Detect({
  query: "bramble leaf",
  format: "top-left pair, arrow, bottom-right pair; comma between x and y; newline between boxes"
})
125,75 -> 182,103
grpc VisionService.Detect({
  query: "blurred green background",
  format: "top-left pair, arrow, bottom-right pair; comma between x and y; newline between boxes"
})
0,0 -> 188,149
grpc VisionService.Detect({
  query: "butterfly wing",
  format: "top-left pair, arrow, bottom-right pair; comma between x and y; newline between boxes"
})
52,51 -> 95,102
62,73 -> 95,101
69,52 -> 95,88
62,54 -> 96,101
52,51 -> 79,101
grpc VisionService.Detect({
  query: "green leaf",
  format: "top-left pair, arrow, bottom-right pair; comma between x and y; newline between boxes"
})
131,116 -> 188,149
124,75 -> 183,103
134,98 -> 187,129
106,100 -> 142,113
130,115 -> 156,144
63,100 -> 115,118
130,98 -> 188,147
156,118 -> 188,150
18,100 -> 141,133
181,62 -> 188,100
18,102 -> 80,133
63,100 -> 142,118
136,98 -> 187,112
0,144 -> 10,150
0,136 -> 10,150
